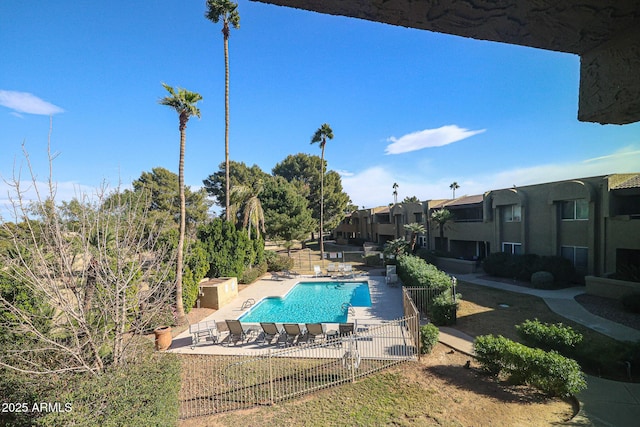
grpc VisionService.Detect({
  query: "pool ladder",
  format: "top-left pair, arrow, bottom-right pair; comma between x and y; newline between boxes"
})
341,302 -> 355,316
241,298 -> 255,310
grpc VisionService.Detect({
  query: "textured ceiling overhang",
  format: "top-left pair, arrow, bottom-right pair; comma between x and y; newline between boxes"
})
253,0 -> 640,125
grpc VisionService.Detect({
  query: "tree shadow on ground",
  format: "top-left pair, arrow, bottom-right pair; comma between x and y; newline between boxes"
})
424,363 -> 555,405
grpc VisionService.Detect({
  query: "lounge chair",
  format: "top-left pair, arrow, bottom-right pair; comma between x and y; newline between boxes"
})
343,264 -> 354,278
260,322 -> 282,344
189,320 -> 220,349
313,265 -> 322,277
305,323 -> 325,342
283,323 -> 306,346
225,319 -> 248,345
326,263 -> 337,274
339,323 -> 355,337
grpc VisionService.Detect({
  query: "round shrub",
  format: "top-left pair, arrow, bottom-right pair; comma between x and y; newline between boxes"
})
531,271 -> 554,289
420,323 -> 439,354
264,250 -> 294,272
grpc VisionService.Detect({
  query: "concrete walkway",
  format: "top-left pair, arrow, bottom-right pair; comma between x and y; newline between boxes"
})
438,273 -> 640,427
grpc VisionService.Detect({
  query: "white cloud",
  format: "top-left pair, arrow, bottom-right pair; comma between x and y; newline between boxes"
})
335,169 -> 354,177
385,125 -> 485,155
0,90 -> 64,115
342,146 -> 640,209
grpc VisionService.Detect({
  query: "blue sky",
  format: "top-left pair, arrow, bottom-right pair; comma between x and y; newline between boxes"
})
2,0 -> 639,215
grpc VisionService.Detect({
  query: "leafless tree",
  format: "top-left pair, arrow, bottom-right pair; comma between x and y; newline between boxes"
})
0,144 -> 176,376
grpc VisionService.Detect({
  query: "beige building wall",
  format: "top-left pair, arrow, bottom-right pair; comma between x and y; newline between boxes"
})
332,174 -> 639,279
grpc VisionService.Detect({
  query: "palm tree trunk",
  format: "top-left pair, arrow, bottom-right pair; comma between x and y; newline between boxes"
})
320,144 -> 325,263
175,125 -> 187,324
224,31 -> 231,221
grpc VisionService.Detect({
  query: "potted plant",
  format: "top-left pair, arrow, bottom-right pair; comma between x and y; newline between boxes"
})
154,326 -> 173,351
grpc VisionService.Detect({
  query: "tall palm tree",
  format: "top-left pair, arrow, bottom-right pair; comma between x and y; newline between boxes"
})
229,180 -> 265,239
311,123 -> 334,263
205,0 -> 240,221
404,222 -> 426,253
159,83 -> 202,324
431,208 -> 454,251
450,182 -> 460,198
393,182 -> 399,204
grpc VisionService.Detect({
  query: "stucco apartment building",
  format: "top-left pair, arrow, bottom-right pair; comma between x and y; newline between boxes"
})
333,174 -> 640,278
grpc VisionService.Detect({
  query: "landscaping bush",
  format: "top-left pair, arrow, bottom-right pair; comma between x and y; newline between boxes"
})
182,242 -> 210,313
264,250 -> 294,272
36,346 -> 181,427
516,319 -> 583,355
198,219 -> 264,279
397,255 -> 452,291
622,293 -> 640,314
531,271 -> 554,289
474,334 -> 586,397
482,252 -> 516,278
240,261 -> 268,284
482,252 -> 576,286
538,256 -> 575,285
430,293 -> 460,326
420,323 -> 439,354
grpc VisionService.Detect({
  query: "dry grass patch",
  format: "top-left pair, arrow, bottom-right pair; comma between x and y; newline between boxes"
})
179,344 -> 573,427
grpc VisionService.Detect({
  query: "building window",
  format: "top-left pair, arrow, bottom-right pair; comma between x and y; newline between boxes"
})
502,242 -> 522,255
418,236 -> 428,248
561,246 -> 588,270
561,199 -> 588,220
414,212 -> 423,223
502,205 -> 521,222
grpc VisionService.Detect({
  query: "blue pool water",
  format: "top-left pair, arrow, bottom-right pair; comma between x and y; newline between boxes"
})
239,281 -> 371,323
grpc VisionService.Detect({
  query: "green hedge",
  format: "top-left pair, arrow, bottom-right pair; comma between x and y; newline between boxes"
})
240,262 -> 268,284
36,348 -> 181,427
474,334 -> 586,397
430,293 -> 460,326
516,319 -> 583,355
397,255 -> 451,291
420,323 -> 439,354
482,252 -> 576,285
397,255 -> 458,325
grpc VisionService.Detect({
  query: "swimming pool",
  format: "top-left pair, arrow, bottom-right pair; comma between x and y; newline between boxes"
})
238,281 -> 371,323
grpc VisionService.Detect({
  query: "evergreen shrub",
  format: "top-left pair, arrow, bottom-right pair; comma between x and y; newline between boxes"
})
264,250 -> 294,272
474,334 -> 586,397
420,323 -> 439,354
516,319 -> 583,354
37,345 -> 180,426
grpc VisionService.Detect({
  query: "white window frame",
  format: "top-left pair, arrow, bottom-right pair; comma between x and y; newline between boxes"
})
502,205 -> 521,222
502,242 -> 522,255
561,199 -> 588,221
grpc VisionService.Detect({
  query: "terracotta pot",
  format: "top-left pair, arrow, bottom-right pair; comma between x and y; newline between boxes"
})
154,326 -> 172,351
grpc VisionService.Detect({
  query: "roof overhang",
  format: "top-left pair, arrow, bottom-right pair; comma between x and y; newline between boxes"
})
253,0 -> 640,125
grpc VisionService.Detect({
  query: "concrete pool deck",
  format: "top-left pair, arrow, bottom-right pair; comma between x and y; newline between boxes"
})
169,272 -> 405,355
